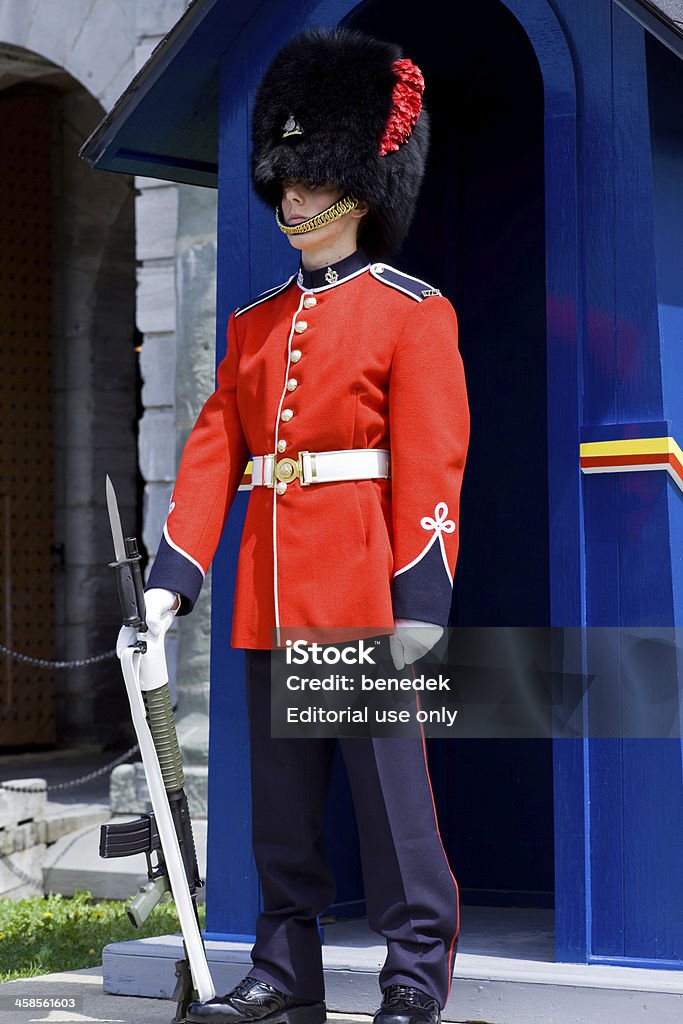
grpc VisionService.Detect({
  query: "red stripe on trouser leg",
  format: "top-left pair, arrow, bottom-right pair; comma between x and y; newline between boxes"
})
413,664 -> 460,1002
246,647 -> 460,1005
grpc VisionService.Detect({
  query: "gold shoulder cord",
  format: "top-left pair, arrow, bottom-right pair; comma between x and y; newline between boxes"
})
276,195 -> 359,235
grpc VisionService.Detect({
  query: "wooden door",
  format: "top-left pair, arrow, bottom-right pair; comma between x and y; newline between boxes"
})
0,92 -> 56,746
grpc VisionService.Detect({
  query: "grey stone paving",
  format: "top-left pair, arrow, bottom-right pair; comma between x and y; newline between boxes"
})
0,970 -> 380,1024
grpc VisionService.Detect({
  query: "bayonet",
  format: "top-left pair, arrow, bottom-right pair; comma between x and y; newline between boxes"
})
106,475 -> 126,562
106,475 -> 147,631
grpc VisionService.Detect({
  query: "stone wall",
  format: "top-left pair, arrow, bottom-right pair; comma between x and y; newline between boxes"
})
127,176 -> 217,805
0,1 -> 214,764
52,84 -> 137,743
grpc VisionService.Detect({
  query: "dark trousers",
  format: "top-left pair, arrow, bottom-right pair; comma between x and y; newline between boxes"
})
244,650 -> 459,1007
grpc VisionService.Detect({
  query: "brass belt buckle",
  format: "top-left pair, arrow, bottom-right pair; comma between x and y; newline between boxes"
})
268,451 -> 314,486
274,456 -> 300,485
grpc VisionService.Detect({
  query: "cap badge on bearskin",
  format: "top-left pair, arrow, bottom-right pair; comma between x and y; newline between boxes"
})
282,114 -> 304,139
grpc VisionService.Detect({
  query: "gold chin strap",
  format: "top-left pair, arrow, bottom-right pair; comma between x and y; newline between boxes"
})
276,195 -> 359,235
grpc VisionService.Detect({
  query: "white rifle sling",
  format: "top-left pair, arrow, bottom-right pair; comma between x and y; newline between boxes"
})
119,645 -> 215,1003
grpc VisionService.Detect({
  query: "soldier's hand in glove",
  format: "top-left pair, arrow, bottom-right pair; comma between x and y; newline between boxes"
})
116,587 -> 180,658
390,618 -> 444,671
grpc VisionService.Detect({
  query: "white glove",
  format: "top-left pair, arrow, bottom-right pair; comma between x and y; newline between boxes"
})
389,618 -> 444,671
116,587 -> 179,658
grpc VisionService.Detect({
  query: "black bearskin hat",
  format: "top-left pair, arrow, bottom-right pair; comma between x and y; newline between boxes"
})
251,27 -> 430,260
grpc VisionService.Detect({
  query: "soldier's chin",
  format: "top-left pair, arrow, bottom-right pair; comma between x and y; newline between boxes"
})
285,221 -> 336,251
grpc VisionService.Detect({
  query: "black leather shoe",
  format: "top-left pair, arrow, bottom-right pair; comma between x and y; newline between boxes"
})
186,976 -> 327,1024
373,985 -> 441,1024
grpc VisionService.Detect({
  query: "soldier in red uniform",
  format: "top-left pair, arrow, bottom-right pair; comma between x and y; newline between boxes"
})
134,26 -> 469,1024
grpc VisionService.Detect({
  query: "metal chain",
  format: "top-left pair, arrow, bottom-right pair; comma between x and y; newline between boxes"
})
0,746 -> 142,889
0,849 -> 44,890
0,744 -> 140,794
0,640 -> 116,669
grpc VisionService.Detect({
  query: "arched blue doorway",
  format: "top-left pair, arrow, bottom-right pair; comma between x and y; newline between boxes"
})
208,0 -> 583,962
343,0 -> 554,909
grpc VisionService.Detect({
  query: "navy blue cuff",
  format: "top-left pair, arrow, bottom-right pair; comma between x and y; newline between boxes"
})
146,533 -> 204,615
391,541 -> 453,626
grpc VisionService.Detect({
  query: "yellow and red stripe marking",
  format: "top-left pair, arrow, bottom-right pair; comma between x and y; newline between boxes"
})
580,437 -> 683,492
238,460 -> 253,491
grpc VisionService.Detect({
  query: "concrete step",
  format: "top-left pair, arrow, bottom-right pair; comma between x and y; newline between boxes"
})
102,912 -> 683,1024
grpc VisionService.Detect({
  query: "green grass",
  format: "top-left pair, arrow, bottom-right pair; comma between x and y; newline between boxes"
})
0,889 -> 206,982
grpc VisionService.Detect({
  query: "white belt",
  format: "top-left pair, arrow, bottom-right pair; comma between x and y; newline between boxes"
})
251,448 -> 391,488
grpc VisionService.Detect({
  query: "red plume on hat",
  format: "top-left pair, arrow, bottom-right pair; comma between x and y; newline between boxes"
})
379,59 -> 425,157
251,27 -> 430,259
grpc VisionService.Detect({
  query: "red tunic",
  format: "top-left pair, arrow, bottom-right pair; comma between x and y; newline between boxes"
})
147,251 -> 469,649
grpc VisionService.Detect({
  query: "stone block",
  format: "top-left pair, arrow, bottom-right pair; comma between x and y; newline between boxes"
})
93,444 -> 138,488
55,153 -> 133,268
175,578 -> 211,721
42,802 -> 111,845
25,0 -> 93,70
135,0 -> 187,40
0,843 -> 45,900
90,327 -> 137,380
54,445 -> 92,509
142,482 -> 174,561
62,399 -> 93,453
64,450 -> 124,523
0,2 -> 34,47
136,186 -> 179,262
140,334 -> 177,408
182,766 -> 209,819
0,820 -> 45,856
109,763 -> 150,814
109,759 -> 206,819
134,38 -> 163,74
61,507 -> 92,573
177,184 -> 218,242
139,410 -> 177,482
62,565 -> 101,626
175,643 -> 211,720
60,334 -> 93,392
101,54 -> 137,113
176,241 -> 218,430
176,711 -> 209,768
62,506 -> 114,574
0,779 -> 47,830
60,269 -> 99,338
137,262 -> 177,335
90,387 -> 138,424
135,174 -> 173,190
68,1 -> 135,106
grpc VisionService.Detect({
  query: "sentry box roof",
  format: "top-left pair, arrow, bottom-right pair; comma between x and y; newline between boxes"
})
79,0 -> 246,187
80,0 -> 683,189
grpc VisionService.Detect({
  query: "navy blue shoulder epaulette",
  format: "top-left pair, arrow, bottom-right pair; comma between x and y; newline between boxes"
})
369,263 -> 442,301
234,276 -> 295,318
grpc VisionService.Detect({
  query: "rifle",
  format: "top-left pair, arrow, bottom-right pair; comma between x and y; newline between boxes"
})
101,476 -> 216,1022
